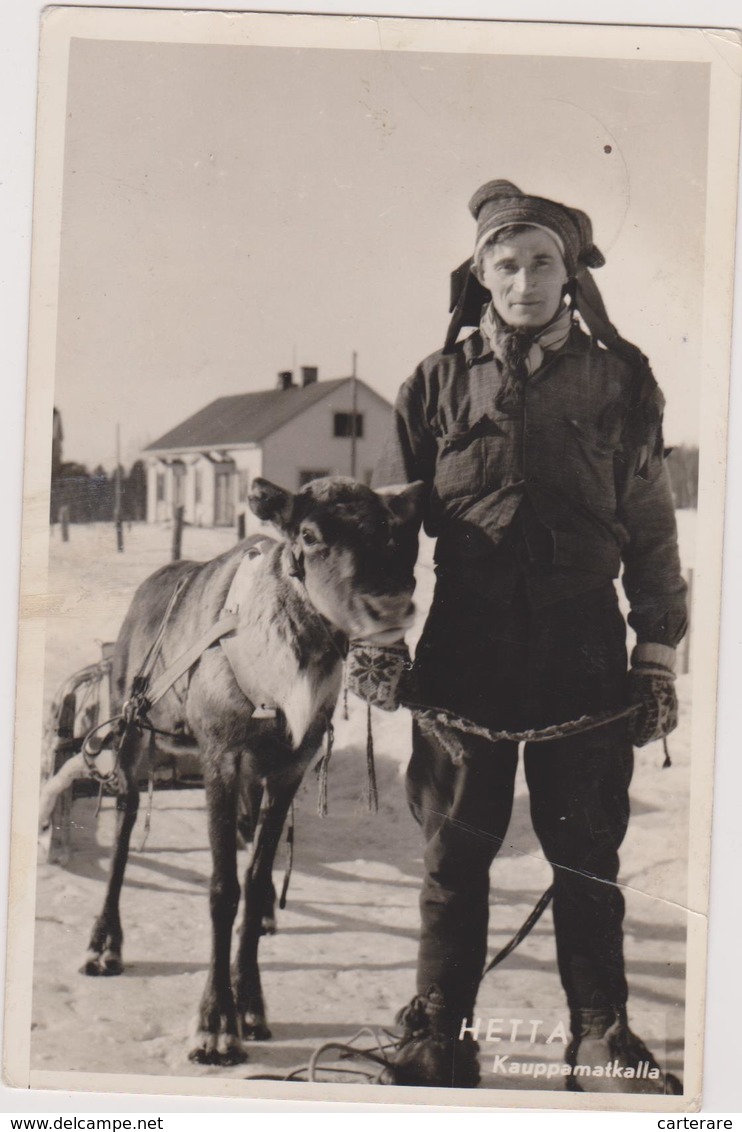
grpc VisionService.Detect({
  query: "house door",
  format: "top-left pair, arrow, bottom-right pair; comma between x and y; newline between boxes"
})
214,469 -> 234,526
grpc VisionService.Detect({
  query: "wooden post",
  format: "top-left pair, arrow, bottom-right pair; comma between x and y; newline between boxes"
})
237,513 -> 246,541
60,504 -> 70,542
172,505 -> 184,561
114,424 -> 124,553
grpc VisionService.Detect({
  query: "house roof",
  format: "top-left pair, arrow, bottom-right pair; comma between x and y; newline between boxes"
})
146,377 -> 390,454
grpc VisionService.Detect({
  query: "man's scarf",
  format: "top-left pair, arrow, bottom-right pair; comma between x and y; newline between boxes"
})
480,302 -> 574,412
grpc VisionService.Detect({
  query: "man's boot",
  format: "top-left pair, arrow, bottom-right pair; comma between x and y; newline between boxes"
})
566,1008 -> 682,1095
378,985 -> 481,1088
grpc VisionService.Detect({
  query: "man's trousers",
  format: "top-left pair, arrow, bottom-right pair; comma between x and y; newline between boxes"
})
404,570 -> 634,1024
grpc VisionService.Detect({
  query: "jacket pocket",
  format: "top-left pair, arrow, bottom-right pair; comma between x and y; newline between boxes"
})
564,416 -> 619,454
433,414 -> 507,503
560,416 -> 620,514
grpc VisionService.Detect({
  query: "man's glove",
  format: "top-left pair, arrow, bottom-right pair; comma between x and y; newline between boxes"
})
346,640 -> 412,712
627,644 -> 679,748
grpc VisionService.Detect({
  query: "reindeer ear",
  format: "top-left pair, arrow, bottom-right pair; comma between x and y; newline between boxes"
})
248,478 -> 295,531
376,480 -> 426,526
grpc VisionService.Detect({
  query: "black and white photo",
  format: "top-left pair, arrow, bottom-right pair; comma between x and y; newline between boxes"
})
5,8 -> 741,1111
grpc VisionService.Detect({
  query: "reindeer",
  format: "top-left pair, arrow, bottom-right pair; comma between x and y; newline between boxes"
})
81,475 -> 422,1065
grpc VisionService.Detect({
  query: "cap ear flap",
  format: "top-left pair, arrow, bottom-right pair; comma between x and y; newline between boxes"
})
248,478 -> 295,532
445,257 -> 491,351
376,480 -> 426,526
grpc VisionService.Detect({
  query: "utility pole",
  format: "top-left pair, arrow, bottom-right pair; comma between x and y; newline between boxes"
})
114,423 -> 124,553
350,350 -> 358,479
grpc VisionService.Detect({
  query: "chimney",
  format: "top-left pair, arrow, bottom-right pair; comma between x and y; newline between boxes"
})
301,366 -> 318,387
277,370 -> 294,391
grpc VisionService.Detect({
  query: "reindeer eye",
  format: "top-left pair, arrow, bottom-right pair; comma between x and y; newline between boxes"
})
301,527 -> 318,546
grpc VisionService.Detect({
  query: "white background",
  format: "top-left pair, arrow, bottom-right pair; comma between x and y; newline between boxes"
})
1,0 -> 741,1120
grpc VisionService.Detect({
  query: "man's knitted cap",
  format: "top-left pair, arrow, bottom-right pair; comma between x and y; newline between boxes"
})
469,180 -> 605,277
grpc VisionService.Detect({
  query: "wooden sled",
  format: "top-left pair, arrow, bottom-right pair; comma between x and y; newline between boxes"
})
38,642 -> 202,865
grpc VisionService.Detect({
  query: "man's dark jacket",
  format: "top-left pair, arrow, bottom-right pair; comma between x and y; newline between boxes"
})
374,322 -> 687,649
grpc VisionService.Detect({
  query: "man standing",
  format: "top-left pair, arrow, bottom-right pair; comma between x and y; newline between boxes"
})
369,181 -> 687,1092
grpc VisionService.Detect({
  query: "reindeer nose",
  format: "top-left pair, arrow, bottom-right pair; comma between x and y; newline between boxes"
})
362,593 -> 415,626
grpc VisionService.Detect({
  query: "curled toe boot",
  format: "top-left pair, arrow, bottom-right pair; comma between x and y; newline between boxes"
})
566,1009 -> 682,1095
378,985 -> 481,1089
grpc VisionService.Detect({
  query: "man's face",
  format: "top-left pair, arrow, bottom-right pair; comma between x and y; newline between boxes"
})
476,227 -> 569,330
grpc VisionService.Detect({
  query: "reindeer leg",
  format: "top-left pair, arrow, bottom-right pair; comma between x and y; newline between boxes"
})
189,752 -> 247,1066
233,777 -> 300,1042
82,726 -> 141,977
237,779 -> 277,935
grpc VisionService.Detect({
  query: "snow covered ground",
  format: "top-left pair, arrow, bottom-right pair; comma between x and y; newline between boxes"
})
30,514 -> 696,1095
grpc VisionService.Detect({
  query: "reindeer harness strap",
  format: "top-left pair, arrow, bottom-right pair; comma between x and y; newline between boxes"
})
143,610 -> 238,709
123,540 -> 276,725
80,553 -> 256,775
218,537 -> 283,718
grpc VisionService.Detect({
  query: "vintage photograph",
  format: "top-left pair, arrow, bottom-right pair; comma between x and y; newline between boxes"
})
5,8 -> 741,1110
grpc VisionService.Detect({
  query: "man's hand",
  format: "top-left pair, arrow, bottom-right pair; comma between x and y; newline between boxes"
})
628,645 -> 679,747
346,640 -> 412,712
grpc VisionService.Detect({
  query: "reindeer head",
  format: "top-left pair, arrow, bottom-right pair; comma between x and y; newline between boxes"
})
248,476 -> 424,643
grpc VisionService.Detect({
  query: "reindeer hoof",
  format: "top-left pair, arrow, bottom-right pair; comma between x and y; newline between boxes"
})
240,1014 -> 272,1042
81,950 -> 123,977
188,1031 -> 248,1066
100,950 -> 124,976
260,915 -> 277,936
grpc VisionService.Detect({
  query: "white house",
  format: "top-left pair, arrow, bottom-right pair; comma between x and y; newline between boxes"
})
144,367 -> 393,533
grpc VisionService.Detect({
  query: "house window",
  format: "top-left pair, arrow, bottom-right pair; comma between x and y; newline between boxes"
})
194,470 -> 202,504
299,469 -> 331,488
238,469 -> 250,503
156,472 -> 165,502
333,412 -> 364,439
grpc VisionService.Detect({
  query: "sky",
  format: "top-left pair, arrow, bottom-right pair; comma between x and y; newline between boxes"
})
54,35 -> 710,469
